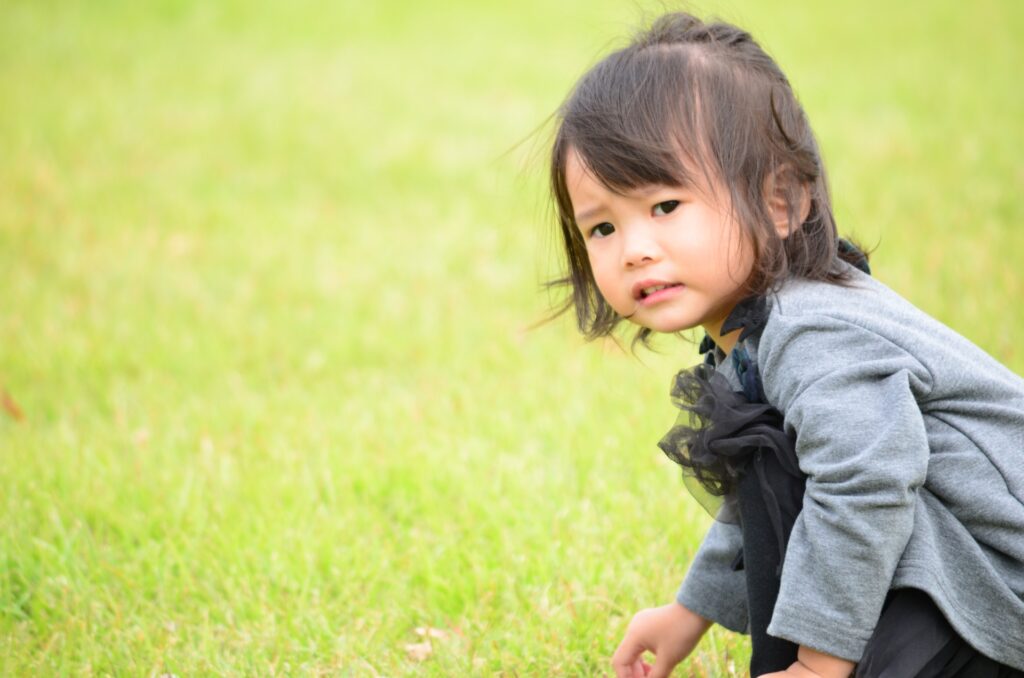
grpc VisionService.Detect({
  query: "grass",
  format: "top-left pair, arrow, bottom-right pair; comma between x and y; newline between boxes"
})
1,0 -> 1021,675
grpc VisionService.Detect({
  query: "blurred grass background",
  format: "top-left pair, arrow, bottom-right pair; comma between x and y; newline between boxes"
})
1,0 -> 1021,675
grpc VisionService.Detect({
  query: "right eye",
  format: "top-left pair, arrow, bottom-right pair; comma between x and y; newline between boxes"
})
653,200 -> 680,216
589,222 -> 615,238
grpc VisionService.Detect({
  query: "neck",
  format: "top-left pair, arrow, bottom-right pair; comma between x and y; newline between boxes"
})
702,319 -> 741,356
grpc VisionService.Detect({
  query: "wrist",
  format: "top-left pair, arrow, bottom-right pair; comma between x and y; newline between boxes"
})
797,645 -> 855,678
671,602 -> 714,638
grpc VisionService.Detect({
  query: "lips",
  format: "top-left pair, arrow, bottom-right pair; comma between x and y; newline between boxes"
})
632,279 -> 683,300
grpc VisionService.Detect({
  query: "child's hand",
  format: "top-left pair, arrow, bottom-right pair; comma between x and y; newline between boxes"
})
611,602 -> 711,678
758,646 -> 856,678
759,664 -> 824,678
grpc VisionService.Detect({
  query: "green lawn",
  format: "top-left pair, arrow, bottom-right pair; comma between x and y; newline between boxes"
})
1,1 -> 1021,675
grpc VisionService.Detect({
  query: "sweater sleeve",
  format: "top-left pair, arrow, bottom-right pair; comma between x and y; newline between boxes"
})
759,312 -> 933,661
676,519 -> 749,633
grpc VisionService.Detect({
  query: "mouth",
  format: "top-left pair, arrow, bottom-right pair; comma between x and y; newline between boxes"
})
633,280 -> 684,301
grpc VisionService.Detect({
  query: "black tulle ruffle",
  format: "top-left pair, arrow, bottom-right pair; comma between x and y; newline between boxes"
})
658,361 -> 803,568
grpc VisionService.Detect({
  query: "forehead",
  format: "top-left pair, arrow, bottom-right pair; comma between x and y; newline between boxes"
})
563,150 -> 603,200
567,150 -> 648,194
564,150 -> 629,220
564,146 -> 716,215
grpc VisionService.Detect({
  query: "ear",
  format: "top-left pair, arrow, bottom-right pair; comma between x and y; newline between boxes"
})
765,165 -> 811,239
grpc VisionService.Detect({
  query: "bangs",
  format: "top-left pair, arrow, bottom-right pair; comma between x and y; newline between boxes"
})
555,45 -> 719,196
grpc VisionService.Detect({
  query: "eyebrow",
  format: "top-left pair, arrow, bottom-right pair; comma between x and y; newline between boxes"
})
573,185 -> 666,224
574,205 -> 606,224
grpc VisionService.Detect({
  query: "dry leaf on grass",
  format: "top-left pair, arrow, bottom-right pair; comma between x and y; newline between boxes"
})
404,640 -> 432,662
1,388 -> 24,421
404,625 -> 455,662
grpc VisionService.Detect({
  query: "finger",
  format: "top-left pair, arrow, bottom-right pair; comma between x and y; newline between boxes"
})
611,658 -> 637,678
642,660 -> 653,676
632,658 -> 646,678
611,640 -> 643,678
648,656 -> 679,678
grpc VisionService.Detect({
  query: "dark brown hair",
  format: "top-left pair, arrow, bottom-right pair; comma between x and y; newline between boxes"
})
550,12 -> 866,345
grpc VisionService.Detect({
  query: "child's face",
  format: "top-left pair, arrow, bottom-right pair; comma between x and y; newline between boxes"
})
565,149 -> 754,344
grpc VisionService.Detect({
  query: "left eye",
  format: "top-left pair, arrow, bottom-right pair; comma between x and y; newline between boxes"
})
653,200 -> 680,216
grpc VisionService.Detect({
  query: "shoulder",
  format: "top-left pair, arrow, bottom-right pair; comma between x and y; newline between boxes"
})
761,261 -> 941,353
766,261 -> 921,326
756,263 -> 937,406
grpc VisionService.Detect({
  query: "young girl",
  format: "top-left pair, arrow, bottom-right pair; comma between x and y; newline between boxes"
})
548,12 -> 1024,678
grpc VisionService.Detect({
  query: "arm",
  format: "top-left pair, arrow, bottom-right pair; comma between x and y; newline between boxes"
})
611,521 -> 746,678
675,520 -> 748,633
759,313 -> 933,662
759,646 -> 856,678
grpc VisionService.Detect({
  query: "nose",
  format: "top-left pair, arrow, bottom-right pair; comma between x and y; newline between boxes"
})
621,222 -> 660,268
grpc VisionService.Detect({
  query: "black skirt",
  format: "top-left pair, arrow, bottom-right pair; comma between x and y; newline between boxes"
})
736,449 -> 1024,678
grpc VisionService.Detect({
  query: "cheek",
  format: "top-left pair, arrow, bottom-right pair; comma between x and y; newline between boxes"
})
588,252 -> 628,308
712,224 -> 756,284
589,257 -> 613,297
735,235 -> 757,279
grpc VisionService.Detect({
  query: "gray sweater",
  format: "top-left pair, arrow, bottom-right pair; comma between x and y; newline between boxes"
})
676,262 -> 1024,668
